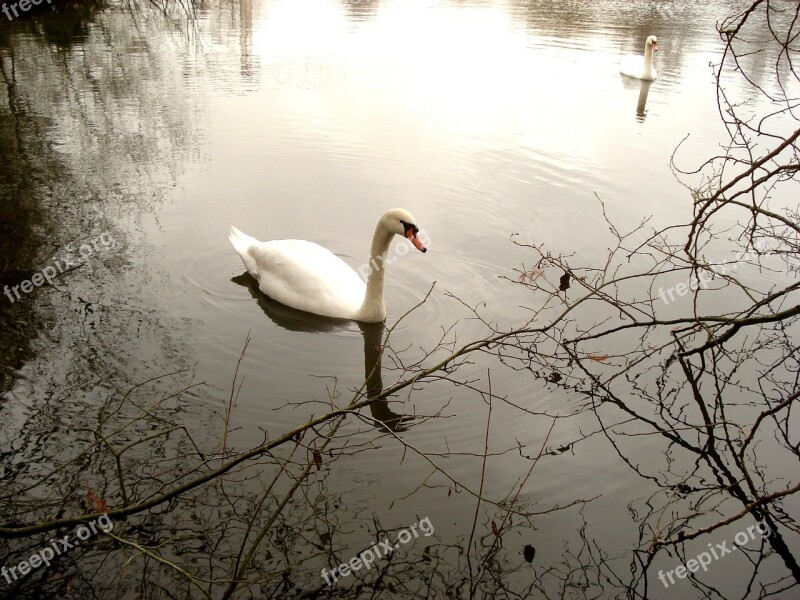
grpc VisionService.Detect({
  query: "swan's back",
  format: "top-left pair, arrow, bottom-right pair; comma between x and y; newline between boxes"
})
229,227 -> 367,319
620,55 -> 657,80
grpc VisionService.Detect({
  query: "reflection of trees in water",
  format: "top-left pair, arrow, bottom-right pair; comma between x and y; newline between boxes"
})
0,0 -> 205,394
0,3 -> 114,391
340,0 -> 381,22
0,3 -> 212,595
0,49 -> 55,394
0,9 -> 224,516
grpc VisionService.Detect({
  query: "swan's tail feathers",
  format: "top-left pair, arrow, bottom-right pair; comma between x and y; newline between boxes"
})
228,226 -> 259,276
229,225 -> 257,249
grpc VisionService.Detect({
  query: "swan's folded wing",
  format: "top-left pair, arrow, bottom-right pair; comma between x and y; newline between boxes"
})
620,55 -> 656,81
620,55 -> 640,77
247,240 -> 367,318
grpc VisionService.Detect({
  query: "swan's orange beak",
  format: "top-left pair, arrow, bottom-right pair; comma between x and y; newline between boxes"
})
653,42 -> 658,51
405,228 -> 427,253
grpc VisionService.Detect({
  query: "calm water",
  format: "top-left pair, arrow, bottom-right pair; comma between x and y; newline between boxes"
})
1,1 -> 796,598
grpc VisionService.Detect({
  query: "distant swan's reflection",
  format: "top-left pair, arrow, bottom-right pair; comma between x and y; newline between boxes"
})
232,273 -> 414,432
635,80 -> 652,122
621,76 -> 652,122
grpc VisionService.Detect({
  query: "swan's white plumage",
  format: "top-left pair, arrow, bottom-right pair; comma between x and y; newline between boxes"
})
620,35 -> 658,81
228,209 -> 424,323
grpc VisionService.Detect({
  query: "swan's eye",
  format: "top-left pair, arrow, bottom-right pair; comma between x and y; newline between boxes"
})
400,220 -> 419,235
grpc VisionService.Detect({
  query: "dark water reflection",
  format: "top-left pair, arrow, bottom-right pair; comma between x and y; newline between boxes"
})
0,1 -> 797,598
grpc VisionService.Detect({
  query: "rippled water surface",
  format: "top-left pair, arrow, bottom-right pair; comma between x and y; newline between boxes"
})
1,0 -> 796,598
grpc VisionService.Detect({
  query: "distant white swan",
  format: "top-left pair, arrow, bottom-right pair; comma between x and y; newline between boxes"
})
229,208 -> 427,323
620,35 -> 658,81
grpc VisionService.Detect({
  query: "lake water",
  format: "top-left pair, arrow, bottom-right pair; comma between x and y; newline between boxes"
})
1,1 -> 797,598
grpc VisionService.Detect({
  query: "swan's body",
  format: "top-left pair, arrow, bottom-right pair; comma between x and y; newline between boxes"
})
229,208 -> 426,323
620,35 -> 658,81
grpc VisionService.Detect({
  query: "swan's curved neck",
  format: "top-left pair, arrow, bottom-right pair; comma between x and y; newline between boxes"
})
643,44 -> 655,75
360,223 -> 394,321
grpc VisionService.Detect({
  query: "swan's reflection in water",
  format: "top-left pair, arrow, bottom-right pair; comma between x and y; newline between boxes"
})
621,76 -> 652,122
231,273 -> 414,432
635,80 -> 652,122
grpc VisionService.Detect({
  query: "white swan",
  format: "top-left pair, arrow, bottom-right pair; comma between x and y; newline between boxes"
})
620,35 -> 658,81
229,208 -> 427,323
